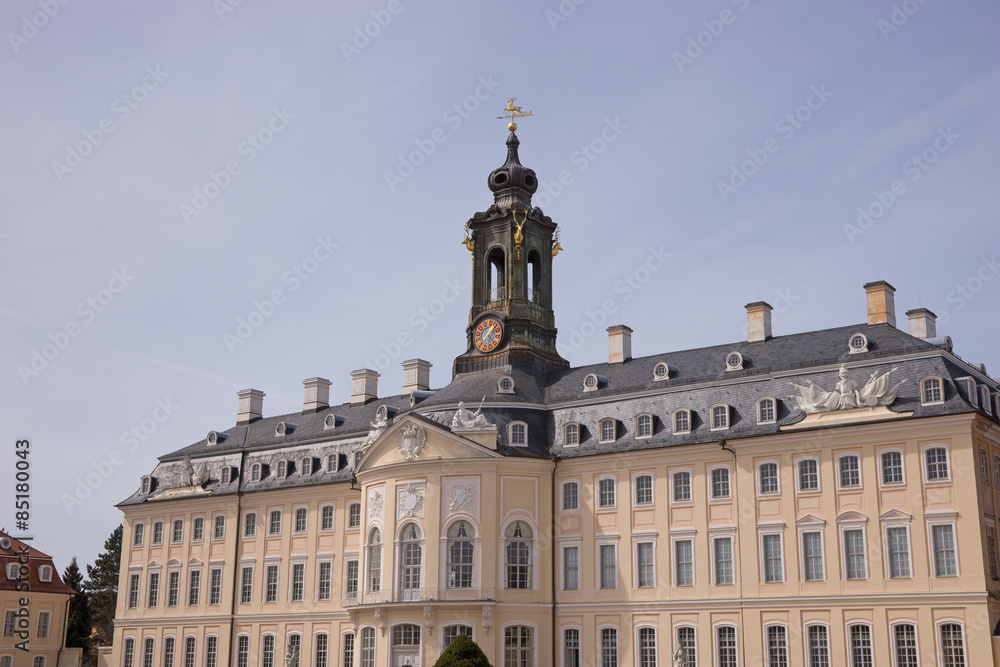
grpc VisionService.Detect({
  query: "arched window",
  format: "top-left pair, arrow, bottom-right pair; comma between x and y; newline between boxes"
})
390,625 -> 420,665
447,521 -> 475,589
673,409 -> 691,434
757,397 -> 776,423
504,627 -> 533,666
599,419 -> 616,443
366,528 -> 382,593
921,376 -> 943,404
527,250 -> 541,303
487,248 -> 506,302
398,524 -> 422,600
505,522 -> 532,589
636,414 -> 653,438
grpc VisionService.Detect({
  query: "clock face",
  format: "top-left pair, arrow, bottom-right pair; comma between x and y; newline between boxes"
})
474,318 -> 503,353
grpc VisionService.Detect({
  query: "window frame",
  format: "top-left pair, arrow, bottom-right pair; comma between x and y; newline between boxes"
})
445,519 -> 477,590
635,626 -> 658,667
320,504 -> 335,532
171,519 -> 184,544
561,480 -> 580,513
710,530 -> 736,586
672,408 -> 691,435
889,620 -> 920,667
211,515 -> 225,541
268,509 -> 282,535
922,445 -> 951,483
191,517 -> 204,542
846,623 -> 874,667
508,421 -> 528,447
633,537 -> 657,589
673,625 -> 697,667
671,469 -> 693,504
596,476 -> 617,509
563,422 -> 580,447
880,513 -> 913,580
764,624 -> 789,667
838,515 -> 869,581
757,397 -> 777,424
132,523 -> 145,547
632,472 -> 654,506
714,624 -> 739,667
598,418 -> 616,444
671,533 -> 696,587
293,506 -> 308,534
836,453 -> 863,490
152,521 -> 163,545
710,403 -> 730,431
878,449 -> 906,487
243,512 -> 257,538
596,540 -> 618,590
757,460 -> 781,496
803,623 -> 830,667
560,542 -> 581,592
927,514 -> 960,577
935,620 -> 967,667
503,520 -> 535,591
635,413 -> 653,439
597,625 -> 619,667
759,527 -> 785,584
347,503 -> 361,529
708,465 -> 732,500
921,376 -> 944,405
796,457 -> 821,493
797,519 -> 827,583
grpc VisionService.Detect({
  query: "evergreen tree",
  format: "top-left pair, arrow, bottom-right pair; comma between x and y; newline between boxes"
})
432,634 -> 492,667
63,557 -> 93,665
84,525 -> 122,647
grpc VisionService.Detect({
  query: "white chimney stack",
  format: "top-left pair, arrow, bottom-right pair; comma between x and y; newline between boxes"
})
350,369 -> 379,405
607,325 -> 633,364
864,280 -> 896,327
745,301 -> 773,342
401,359 -> 432,396
302,377 -> 331,413
906,308 -> 937,339
237,389 -> 265,424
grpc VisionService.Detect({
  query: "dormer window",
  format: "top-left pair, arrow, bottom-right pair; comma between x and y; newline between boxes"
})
964,378 -> 978,407
206,431 -> 227,446
323,414 -> 343,429
673,409 -> 691,435
275,422 -> 295,437
848,333 -> 869,354
653,362 -> 674,381
583,374 -> 606,392
276,461 -> 287,479
220,468 -> 231,485
7,563 -> 19,579
757,398 -> 776,424
497,376 -> 515,394
140,476 -> 151,495
509,422 -> 528,446
711,404 -> 730,430
250,463 -> 262,482
599,419 -> 617,443
327,454 -> 339,473
981,386 -> 993,415
564,423 -> 580,446
725,352 -> 745,371
921,377 -> 943,405
636,414 -> 653,439
353,450 -> 363,469
301,458 -> 312,475
38,565 -> 52,582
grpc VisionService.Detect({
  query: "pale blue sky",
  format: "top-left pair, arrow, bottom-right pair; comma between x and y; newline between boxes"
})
2,1 -> 998,570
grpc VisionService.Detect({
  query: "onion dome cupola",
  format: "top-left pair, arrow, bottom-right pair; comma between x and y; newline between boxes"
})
488,131 -> 538,210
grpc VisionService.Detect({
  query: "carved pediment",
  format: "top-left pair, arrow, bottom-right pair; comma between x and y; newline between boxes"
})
795,514 -> 826,526
879,509 -> 912,522
355,416 -> 501,474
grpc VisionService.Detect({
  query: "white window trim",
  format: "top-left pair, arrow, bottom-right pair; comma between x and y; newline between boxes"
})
631,471 -> 655,507
595,475 -> 618,510
347,503 -> 361,531
921,444 -> 952,483
563,422 -> 581,448
595,625 -> 620,667
132,522 -> 145,547
634,625 -> 659,667
634,413 -> 654,440
292,506 -> 309,534
845,623 -> 875,667
672,625 -> 698,666
287,557 -> 307,603
708,526 -> 737,587
211,514 -> 226,541
268,508 -> 283,535
630,532 -> 658,589
242,512 -> 257,539
561,624 -> 584,667
598,418 -> 617,444
835,452 -> 863,490
316,558 -> 335,602
190,516 -> 205,543
712,624 -> 740,667
558,537 -> 582,592
877,448 -> 907,487
250,463 -> 262,481
669,529 -> 697,588
500,517 -> 539,591
756,396 -> 778,424
560,479 -> 581,514
920,375 -> 945,406
837,513 -> 870,581
756,459 -> 781,497
508,420 -> 529,447
934,619 -> 967,667
341,551 -> 360,602
758,524 -> 786,584
888,619 -> 922,666
38,565 -> 52,583
926,512 -> 961,578
500,622 -> 538,667
707,464 -> 733,501
879,511 -> 914,580
672,408 -> 692,435
710,403 -> 730,431
595,536 -> 619,590
319,504 -> 336,532
670,468 -> 694,505
794,456 -> 821,494
796,517 -> 827,583
151,521 -> 163,545
802,623 -> 831,667
762,624 -> 790,667
440,624 -> 475,652
170,519 -> 184,544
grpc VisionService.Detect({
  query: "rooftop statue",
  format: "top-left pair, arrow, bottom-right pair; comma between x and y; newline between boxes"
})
364,405 -> 390,444
452,399 -> 491,428
790,364 -> 906,414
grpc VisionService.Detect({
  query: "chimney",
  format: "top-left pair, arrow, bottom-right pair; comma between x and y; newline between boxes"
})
607,325 -> 633,364
864,280 -> 896,327
350,369 -> 379,405
302,377 -> 331,413
745,301 -> 773,342
401,359 -> 432,396
906,308 -> 937,339
236,389 -> 265,424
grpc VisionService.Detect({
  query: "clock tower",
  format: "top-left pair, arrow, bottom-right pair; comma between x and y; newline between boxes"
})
453,128 -> 569,376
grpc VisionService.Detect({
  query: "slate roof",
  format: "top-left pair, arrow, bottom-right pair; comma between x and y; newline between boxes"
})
0,530 -> 77,595
118,321 -> 999,506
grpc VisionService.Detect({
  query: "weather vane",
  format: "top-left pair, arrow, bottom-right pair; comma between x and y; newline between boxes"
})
498,97 -> 533,131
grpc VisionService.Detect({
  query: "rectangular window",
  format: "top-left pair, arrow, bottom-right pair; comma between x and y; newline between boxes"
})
147,572 -> 159,607
314,634 -> 328,667
123,638 -> 134,667
712,405 -> 728,429
849,625 -> 873,667
674,410 -> 689,433
239,567 -> 252,603
205,637 -> 217,667
881,451 -> 904,484
923,377 -> 942,403
674,539 -> 694,586
982,450 -> 990,483
711,468 -> 730,498
294,508 -> 307,533
807,625 -> 829,667
172,520 -> 183,543
598,479 -> 616,508
995,454 -> 1000,488
562,482 -> 579,511
762,533 -> 783,582
798,459 -> 819,491
759,463 -> 779,494
713,536 -> 734,585
342,633 -> 354,667
893,624 -> 918,667
767,626 -> 788,667
183,638 -> 195,667
167,571 -> 179,607
2,611 -> 15,637
635,475 -> 653,505
213,516 -> 225,540
128,573 -> 140,608
638,628 -> 656,667
988,525 -> 999,580
266,565 -> 279,603
291,563 -> 305,601
133,524 -> 144,547
318,561 -> 332,600
926,447 -> 949,480
244,513 -> 256,537
345,560 -> 359,598
348,504 -> 361,528
599,544 -> 616,589
153,522 -> 163,545
261,636 -> 275,667
802,531 -> 824,581
187,570 -> 200,606
717,626 -> 737,667
940,623 -> 966,667
209,568 -> 222,605
673,471 -> 691,502
192,517 -> 204,541
164,637 -> 176,667
600,628 -> 618,667
600,420 -> 615,442
563,546 -> 579,591
886,527 -> 911,578
844,529 -> 867,580
360,627 -> 375,667
636,542 -> 655,588
321,506 -> 334,531
444,626 -> 473,648
36,612 -> 50,639
839,456 -> 860,487
564,628 -> 580,667
933,524 -> 958,576
269,510 -> 281,535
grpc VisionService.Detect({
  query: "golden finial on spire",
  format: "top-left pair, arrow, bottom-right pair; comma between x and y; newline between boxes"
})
498,98 -> 533,132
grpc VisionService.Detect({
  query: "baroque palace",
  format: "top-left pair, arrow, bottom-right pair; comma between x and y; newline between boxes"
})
108,123 -> 1000,667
